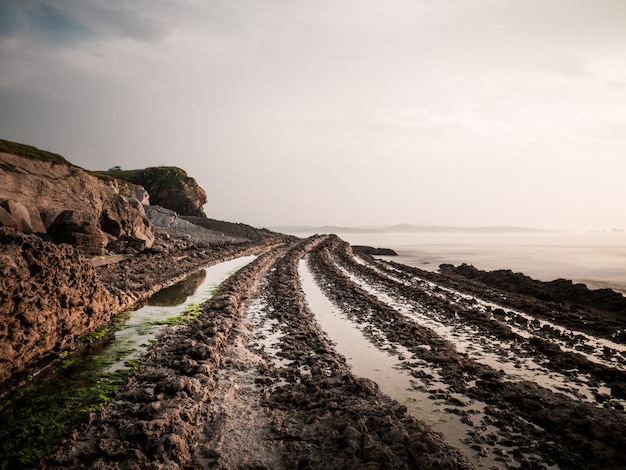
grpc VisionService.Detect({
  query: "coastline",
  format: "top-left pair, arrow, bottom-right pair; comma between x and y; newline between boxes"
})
2,233 -> 625,468
321,230 -> 626,295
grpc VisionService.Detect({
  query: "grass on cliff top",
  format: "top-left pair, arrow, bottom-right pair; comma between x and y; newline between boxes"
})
0,139 -> 74,166
90,166 -> 189,189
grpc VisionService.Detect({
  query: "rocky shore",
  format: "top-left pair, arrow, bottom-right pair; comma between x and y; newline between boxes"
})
30,235 -> 625,469
42,237 -> 475,469
2,140 -> 625,469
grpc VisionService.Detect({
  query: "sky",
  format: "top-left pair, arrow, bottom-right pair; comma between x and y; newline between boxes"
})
1,0 -> 625,231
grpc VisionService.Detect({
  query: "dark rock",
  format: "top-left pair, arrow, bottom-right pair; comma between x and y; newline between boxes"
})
0,228 -> 116,384
48,210 -> 108,256
441,263 -> 626,315
112,166 -> 208,217
352,245 -> 398,256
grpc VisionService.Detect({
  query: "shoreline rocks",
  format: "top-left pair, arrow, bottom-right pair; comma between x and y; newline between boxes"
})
0,229 -> 117,385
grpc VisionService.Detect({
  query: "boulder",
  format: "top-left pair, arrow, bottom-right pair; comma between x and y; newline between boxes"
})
0,229 -> 117,383
0,205 -> 17,230
48,210 -> 108,256
0,199 -> 33,233
100,195 -> 155,253
134,186 -> 150,205
0,144 -> 156,255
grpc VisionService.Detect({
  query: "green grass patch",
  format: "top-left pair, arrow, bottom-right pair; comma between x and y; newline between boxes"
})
0,139 -> 73,166
150,303 -> 204,327
0,348 -> 142,469
81,311 -> 130,344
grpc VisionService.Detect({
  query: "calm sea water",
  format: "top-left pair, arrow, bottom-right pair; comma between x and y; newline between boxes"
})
321,232 -> 626,295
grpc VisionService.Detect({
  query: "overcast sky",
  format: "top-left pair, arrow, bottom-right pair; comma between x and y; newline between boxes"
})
1,1 -> 625,231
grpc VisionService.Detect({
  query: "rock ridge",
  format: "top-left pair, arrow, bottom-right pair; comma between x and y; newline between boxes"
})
0,229 -> 117,385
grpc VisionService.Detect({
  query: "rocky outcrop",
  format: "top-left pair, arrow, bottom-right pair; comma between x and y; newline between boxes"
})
441,263 -> 626,315
182,215 -> 290,242
0,229 -> 117,384
352,245 -> 398,256
110,166 -> 208,217
0,199 -> 46,233
0,144 -> 154,255
145,206 -> 244,245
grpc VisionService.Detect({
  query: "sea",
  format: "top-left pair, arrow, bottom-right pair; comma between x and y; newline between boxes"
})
297,231 -> 626,296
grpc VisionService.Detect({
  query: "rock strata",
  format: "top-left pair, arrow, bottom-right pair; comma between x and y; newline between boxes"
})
441,263 -> 626,315
45,238 -> 474,470
0,229 -> 116,385
109,166 -> 208,217
0,148 -> 155,255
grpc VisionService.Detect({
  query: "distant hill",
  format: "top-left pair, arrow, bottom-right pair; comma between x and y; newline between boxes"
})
381,224 -> 557,233
275,225 -> 383,234
275,224 -> 557,234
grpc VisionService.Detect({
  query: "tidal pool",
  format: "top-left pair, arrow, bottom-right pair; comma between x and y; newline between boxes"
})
0,255 -> 256,469
297,258 -> 505,468
106,255 -> 257,371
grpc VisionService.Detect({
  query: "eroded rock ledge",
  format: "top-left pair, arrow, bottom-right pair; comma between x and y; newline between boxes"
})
0,229 -> 116,384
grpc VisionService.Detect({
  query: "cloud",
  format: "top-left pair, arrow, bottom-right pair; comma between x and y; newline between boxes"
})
0,0 -> 174,45
545,54 -> 595,79
26,4 -> 91,42
1,0 -> 626,231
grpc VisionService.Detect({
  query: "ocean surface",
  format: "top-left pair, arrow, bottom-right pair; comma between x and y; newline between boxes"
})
303,231 -> 626,295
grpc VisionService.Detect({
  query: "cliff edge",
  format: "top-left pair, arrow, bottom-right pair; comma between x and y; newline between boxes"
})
0,139 -> 154,256
100,166 -> 208,217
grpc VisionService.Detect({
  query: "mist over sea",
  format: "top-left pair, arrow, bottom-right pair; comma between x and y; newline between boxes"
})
325,232 -> 626,295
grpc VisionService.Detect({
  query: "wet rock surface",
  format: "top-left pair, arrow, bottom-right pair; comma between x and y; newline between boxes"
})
441,262 -> 626,317
310,237 -> 626,469
19,234 -> 626,468
0,229 -> 116,385
43,238 -> 474,469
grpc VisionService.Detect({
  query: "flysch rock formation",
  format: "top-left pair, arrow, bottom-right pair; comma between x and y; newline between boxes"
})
145,206 -> 245,245
0,229 -> 117,384
0,150 -> 154,256
0,140 -> 271,388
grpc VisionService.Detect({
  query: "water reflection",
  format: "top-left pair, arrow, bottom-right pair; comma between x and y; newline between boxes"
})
148,270 -> 207,306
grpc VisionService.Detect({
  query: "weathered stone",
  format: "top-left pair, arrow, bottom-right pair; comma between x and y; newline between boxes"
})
0,229 -> 116,383
0,199 -> 33,232
0,149 -> 155,255
48,210 -> 108,256
113,166 -> 208,217
0,205 -> 17,229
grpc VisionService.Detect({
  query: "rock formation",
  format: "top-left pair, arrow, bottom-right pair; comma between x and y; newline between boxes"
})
441,262 -> 626,315
0,229 -> 117,384
0,140 -> 154,255
107,166 -> 208,217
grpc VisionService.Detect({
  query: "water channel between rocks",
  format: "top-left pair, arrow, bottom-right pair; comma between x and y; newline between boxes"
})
356,256 -> 626,409
106,255 -> 257,372
297,257 -> 503,468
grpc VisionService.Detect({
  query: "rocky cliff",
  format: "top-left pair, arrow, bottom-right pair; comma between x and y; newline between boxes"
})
103,166 -> 208,217
0,139 -> 154,256
0,229 -> 117,384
